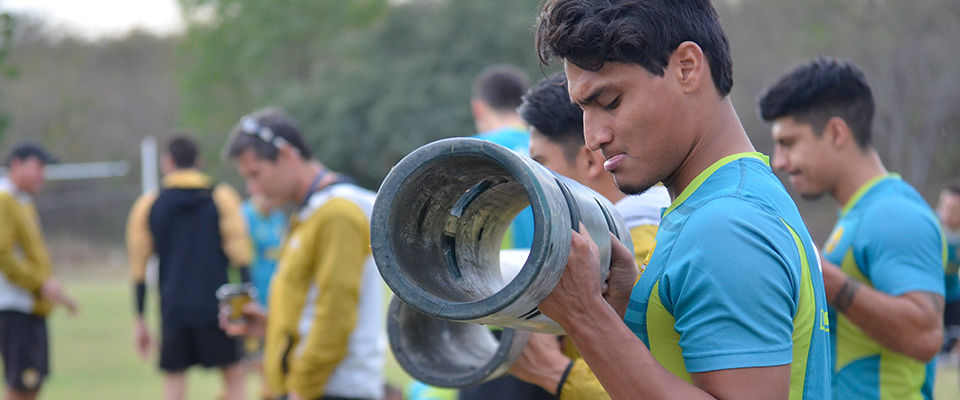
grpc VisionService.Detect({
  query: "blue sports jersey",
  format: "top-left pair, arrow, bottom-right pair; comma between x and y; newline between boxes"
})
473,125 -> 535,249
241,200 -> 287,306
822,174 -> 945,400
623,153 -> 831,399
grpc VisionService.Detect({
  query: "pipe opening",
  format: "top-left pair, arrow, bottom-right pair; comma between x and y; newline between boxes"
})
387,155 -> 531,304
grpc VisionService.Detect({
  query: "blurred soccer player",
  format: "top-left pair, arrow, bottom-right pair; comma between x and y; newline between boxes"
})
759,57 -> 945,399
126,135 -> 252,400
0,142 -> 77,400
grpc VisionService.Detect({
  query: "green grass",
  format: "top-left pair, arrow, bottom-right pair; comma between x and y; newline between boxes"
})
43,280 -> 245,400
38,279 -> 420,400
25,279 -> 960,399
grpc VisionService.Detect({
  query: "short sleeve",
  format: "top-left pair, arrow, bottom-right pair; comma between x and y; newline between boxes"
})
856,199 -> 944,297
660,198 -> 798,373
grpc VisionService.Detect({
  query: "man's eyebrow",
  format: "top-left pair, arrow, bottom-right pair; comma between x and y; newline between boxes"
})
571,85 -> 610,106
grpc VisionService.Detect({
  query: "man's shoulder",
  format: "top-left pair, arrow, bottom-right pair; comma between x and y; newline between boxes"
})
299,183 -> 375,222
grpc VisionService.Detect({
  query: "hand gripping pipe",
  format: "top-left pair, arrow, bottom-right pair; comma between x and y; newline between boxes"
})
371,137 -> 633,387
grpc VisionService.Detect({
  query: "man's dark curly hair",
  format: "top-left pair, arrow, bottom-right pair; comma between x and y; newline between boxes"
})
518,73 -> 584,164
757,57 -> 875,150
535,0 -> 733,97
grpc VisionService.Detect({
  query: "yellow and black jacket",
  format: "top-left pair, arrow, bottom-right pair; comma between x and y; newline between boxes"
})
0,177 -> 53,316
263,182 -> 384,400
126,169 -> 251,325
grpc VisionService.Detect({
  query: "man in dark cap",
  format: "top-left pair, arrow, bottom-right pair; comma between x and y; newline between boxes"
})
0,141 -> 77,400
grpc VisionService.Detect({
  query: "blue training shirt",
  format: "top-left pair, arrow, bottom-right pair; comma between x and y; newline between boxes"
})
624,153 -> 831,399
241,200 -> 287,307
473,125 -> 535,249
822,174 -> 945,400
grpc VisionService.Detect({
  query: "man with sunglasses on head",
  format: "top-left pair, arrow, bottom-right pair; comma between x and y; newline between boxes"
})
126,134 -> 252,400
223,108 -> 385,400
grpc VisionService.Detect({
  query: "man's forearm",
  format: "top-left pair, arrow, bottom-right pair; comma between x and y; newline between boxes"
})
562,303 -> 717,400
822,262 -> 943,362
0,251 -> 45,292
831,283 -> 943,361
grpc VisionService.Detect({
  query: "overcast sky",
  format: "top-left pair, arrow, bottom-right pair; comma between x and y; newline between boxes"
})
0,0 -> 184,38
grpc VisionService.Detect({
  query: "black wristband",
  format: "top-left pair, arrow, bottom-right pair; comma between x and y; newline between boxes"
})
555,359 -> 575,398
135,282 -> 146,315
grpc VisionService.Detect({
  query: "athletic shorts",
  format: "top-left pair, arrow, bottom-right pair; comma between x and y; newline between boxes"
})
160,322 -> 242,372
0,311 -> 48,392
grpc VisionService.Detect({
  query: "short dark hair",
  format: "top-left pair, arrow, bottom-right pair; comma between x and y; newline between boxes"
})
224,107 -> 312,162
518,73 -> 584,163
945,178 -> 960,196
166,135 -> 199,169
757,57 -> 875,150
472,65 -> 530,113
535,0 -> 734,97
5,141 -> 58,166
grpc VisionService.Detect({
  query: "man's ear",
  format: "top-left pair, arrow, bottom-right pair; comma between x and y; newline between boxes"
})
672,41 -> 705,94
277,143 -> 301,161
471,98 -> 487,121
823,116 -> 853,149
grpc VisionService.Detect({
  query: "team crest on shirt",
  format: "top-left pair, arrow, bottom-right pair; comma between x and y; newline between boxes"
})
824,226 -> 844,254
21,368 -> 40,389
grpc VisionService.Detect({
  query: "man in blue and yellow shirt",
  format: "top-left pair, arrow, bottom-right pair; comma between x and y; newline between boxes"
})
759,57 -> 945,400
530,0 -> 831,399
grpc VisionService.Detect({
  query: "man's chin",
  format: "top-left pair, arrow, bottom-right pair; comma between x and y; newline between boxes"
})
614,179 -> 654,196
799,191 -> 825,201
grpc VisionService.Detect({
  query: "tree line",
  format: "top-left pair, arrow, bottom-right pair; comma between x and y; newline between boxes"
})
0,0 -> 957,253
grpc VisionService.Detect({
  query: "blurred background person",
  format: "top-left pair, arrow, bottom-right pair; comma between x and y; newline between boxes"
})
0,142 -> 77,400
240,184 -> 287,400
223,108 -> 384,400
470,64 -> 536,251
938,180 -> 960,365
240,184 -> 286,310
126,134 -> 252,400
759,57 -> 945,400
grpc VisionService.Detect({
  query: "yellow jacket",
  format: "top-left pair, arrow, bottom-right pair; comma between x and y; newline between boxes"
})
263,183 -> 384,400
0,177 -> 53,316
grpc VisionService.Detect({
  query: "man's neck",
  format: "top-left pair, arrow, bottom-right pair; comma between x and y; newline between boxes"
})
294,162 -> 324,206
830,149 -> 887,209
664,99 -> 754,200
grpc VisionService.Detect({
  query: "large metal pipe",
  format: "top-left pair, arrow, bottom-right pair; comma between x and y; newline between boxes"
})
387,296 -> 530,388
372,137 -> 632,332
372,138 -> 632,387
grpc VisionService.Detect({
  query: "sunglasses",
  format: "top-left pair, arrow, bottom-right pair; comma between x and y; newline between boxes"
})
240,116 -> 290,149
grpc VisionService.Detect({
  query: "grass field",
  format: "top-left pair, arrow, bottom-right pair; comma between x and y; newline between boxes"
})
23,279 -> 960,399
